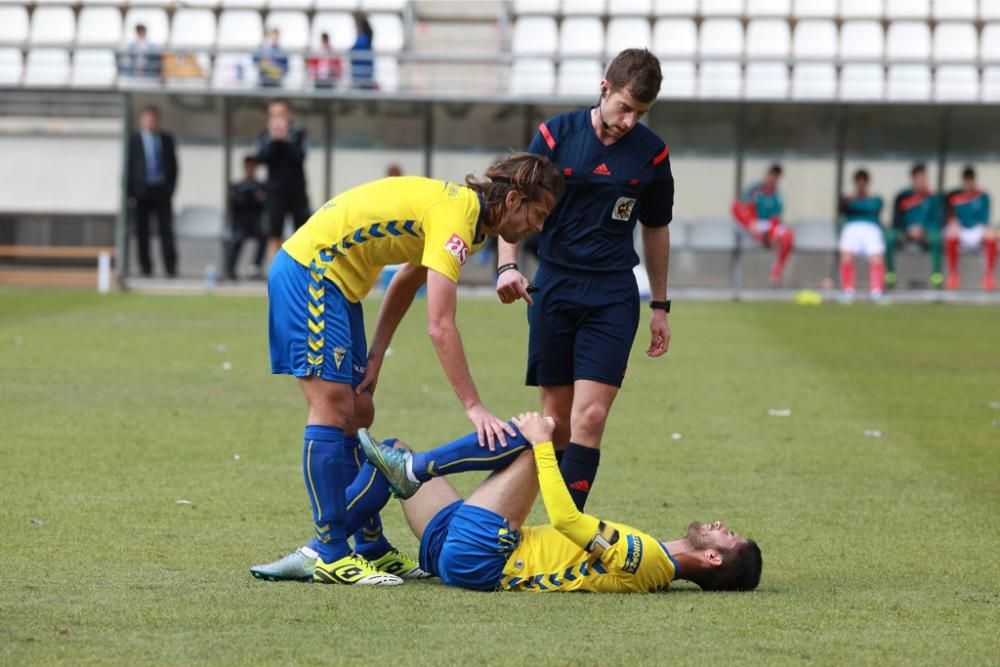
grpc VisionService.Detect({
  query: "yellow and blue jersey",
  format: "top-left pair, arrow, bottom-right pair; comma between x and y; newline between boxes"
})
282,176 -> 488,302
499,442 -> 677,593
500,521 -> 677,593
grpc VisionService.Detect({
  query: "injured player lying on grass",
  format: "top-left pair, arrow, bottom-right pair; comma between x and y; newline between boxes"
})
357,412 -> 762,593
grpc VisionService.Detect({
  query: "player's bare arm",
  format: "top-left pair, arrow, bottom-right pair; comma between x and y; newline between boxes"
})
642,224 -> 671,357
357,262 -> 428,395
426,269 -> 516,451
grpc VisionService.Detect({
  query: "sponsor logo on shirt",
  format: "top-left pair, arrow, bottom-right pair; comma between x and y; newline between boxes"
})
444,233 -> 470,265
612,197 -> 637,222
623,534 -> 643,574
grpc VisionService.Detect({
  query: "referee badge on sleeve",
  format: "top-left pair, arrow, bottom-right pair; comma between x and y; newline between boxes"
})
612,197 -> 637,222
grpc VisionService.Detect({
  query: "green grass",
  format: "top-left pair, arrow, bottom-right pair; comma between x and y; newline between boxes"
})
1,289 -> 998,666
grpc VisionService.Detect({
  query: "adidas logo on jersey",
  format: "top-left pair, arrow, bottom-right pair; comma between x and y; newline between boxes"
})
568,479 -> 591,492
592,163 -> 611,176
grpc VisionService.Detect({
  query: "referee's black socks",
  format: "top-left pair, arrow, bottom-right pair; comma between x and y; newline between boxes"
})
560,443 -> 601,511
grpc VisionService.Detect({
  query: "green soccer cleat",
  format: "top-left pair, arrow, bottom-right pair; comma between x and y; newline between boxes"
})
313,553 -> 403,585
371,547 -> 432,579
358,428 -> 422,499
930,272 -> 944,289
885,271 -> 898,288
250,547 -> 315,582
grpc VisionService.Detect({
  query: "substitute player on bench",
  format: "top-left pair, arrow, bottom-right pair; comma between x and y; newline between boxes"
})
496,49 -> 674,512
944,165 -> 996,291
356,412 -> 762,593
838,169 -> 886,304
252,153 -> 563,585
731,164 -> 795,286
885,163 -> 944,289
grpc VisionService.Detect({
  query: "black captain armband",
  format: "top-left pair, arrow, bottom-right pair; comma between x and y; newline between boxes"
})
497,263 -> 519,276
585,521 -> 620,558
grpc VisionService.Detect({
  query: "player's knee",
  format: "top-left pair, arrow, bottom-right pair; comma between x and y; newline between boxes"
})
574,402 -> 610,434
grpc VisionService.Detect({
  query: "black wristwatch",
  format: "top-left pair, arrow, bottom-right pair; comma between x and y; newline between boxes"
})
649,299 -> 671,313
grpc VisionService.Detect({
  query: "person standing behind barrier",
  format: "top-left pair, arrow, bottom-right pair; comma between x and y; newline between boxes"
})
255,98 -> 310,264
838,169 -> 886,304
127,105 -> 178,278
255,28 -> 289,88
731,164 -> 794,286
350,13 -> 375,89
226,156 -> 267,281
307,32 -> 342,89
885,163 -> 943,289
122,24 -> 161,78
944,166 -> 996,291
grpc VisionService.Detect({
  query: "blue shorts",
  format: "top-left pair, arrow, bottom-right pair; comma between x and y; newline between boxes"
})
526,264 -> 640,388
419,501 -> 521,592
268,249 -> 366,387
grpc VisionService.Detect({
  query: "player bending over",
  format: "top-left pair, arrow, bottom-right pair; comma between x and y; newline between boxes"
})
357,413 -> 762,593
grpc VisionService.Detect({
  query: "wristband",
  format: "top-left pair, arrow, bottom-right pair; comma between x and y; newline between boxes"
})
649,299 -> 671,313
497,263 -> 519,275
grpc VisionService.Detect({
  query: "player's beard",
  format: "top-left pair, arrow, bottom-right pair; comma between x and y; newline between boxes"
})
686,521 -> 714,550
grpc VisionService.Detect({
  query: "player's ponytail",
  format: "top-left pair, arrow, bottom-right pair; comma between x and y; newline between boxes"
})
465,152 -> 564,226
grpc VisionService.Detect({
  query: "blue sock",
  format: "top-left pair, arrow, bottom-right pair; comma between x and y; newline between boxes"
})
409,423 -> 530,482
344,460 -> 393,538
560,442 -> 600,511
302,425 -> 350,563
343,435 -> 392,559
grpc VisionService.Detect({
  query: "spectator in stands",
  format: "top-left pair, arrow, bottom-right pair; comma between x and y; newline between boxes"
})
122,23 -> 161,78
385,163 -> 403,177
885,163 -> 944,289
307,32 -> 342,89
255,98 -> 310,263
731,164 -> 794,286
838,169 -> 885,303
255,28 -> 289,88
127,105 -> 178,278
226,156 -> 267,281
350,13 -> 375,89
944,165 -> 996,291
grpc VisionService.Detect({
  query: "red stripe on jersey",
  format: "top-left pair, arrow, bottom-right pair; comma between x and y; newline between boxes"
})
538,122 -> 556,150
652,145 -> 670,165
563,168 -> 573,175
899,193 -> 928,211
949,189 -> 983,207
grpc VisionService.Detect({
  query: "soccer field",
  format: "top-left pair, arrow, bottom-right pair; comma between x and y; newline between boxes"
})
1,290 -> 998,666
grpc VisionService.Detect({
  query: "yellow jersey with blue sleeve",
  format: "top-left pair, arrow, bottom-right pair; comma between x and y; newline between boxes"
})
281,176 -> 487,302
499,441 -> 678,593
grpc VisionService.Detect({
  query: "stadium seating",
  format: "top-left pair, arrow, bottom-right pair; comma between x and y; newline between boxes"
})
217,10 -> 264,51
747,0 -> 790,16
933,22 -> 977,63
931,0 -> 975,19
840,21 -> 884,61
652,19 -> 697,59
886,21 -> 930,61
792,63 -> 837,99
510,58 -> 555,94
654,0 -> 698,15
316,0 -> 360,8
700,19 -> 743,58
0,48 -> 23,84
659,62 -> 696,97
982,0 -> 1000,20
78,7 -> 124,49
70,48 -> 117,87
699,62 -> 742,98
24,48 -> 70,86
512,0 -> 558,15
792,0 -> 835,17
981,67 -> 1000,101
700,0 -> 744,16
840,64 -> 885,99
269,0 -> 314,10
792,20 -> 837,60
745,62 -> 788,98
746,19 -> 791,58
887,64 -> 931,100
512,17 -> 557,56
123,8 -> 169,46
212,53 -> 258,87
981,24 -> 1000,61
886,0 -> 929,19
266,11 -> 310,51
561,0 -> 605,14
30,6 -> 76,47
934,66 -> 978,101
606,18 -> 652,57
374,54 -> 399,89
614,0 -> 653,15
839,0 -> 883,18
370,12 -> 404,52
557,58 -> 602,96
311,12 -> 356,51
0,7 -> 29,47
559,17 -> 604,58
170,10 -> 216,51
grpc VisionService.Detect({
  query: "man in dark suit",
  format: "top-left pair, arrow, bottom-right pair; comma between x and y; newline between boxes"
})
254,98 -> 309,263
128,105 -> 178,277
